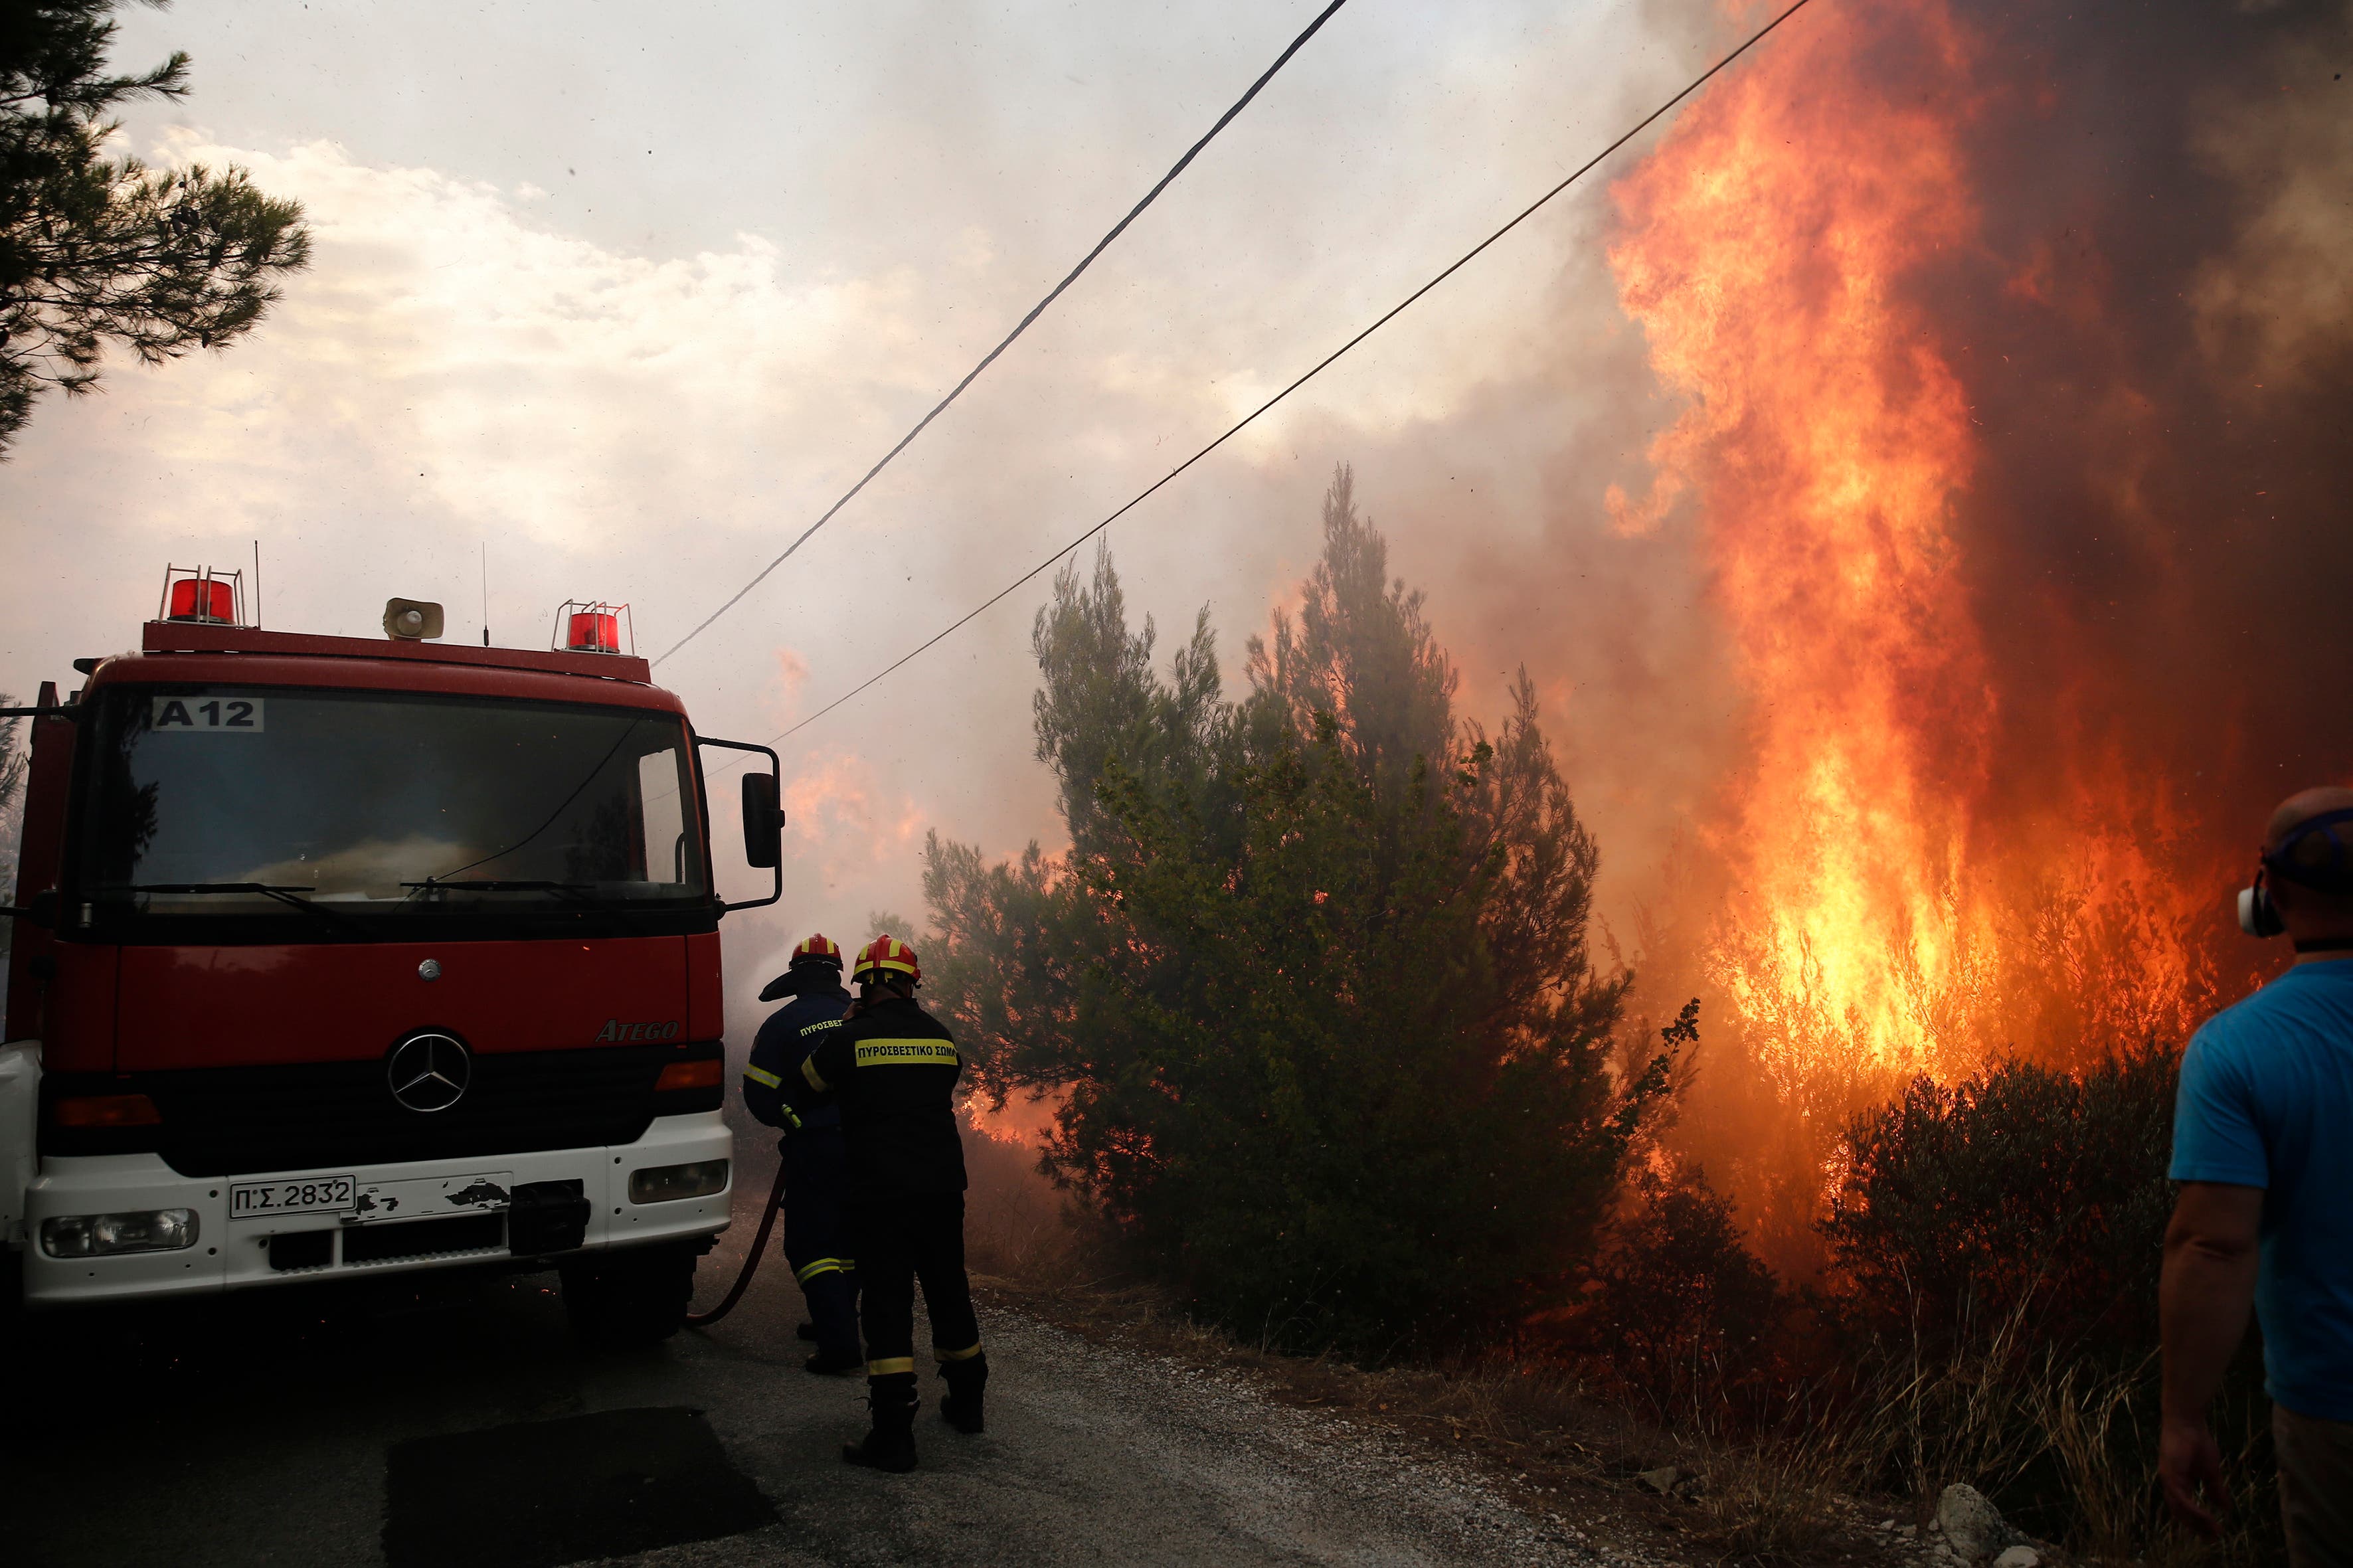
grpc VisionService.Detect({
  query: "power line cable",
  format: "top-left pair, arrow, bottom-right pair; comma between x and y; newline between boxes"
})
725,0 -> 1819,767
654,0 -> 1354,667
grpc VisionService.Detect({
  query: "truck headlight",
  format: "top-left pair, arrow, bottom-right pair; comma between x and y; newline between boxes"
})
628,1160 -> 729,1204
41,1209 -> 201,1258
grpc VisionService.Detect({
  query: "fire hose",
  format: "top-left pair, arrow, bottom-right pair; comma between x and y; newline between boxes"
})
684,1156 -> 790,1328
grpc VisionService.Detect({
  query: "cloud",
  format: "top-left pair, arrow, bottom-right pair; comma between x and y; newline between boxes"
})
136,131 -> 970,551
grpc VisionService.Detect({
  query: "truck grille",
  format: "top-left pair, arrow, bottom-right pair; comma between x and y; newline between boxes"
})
139,1045 -> 677,1177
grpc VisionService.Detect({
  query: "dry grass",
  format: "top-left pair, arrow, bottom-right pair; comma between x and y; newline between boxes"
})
1831,1306 -> 2282,1566
981,1259 -> 2295,1567
2021,1359 -> 2279,1568
1678,1428 -> 1862,1563
958,1136 -> 2277,1565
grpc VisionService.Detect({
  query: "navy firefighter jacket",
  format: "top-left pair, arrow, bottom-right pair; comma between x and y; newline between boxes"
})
789,994 -> 966,1193
742,980 -> 853,1131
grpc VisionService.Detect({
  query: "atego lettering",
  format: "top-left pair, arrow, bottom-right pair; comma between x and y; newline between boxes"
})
594,1019 -> 683,1042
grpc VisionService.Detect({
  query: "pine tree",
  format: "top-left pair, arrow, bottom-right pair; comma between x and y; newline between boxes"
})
926,470 -> 1676,1355
0,1 -> 309,454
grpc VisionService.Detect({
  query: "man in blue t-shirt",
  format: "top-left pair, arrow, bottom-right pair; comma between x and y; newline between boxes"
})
2163,786 -> 2353,1563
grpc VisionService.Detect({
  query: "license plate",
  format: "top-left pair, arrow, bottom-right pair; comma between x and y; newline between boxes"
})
230,1174 -> 356,1217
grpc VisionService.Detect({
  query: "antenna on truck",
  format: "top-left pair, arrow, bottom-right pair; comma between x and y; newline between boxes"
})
481,541 -> 491,646
252,539 -> 262,628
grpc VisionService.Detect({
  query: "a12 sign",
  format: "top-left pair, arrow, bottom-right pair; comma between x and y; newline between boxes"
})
152,695 -> 266,732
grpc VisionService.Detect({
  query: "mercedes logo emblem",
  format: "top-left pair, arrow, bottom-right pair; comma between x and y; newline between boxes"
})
387,1032 -> 471,1113
418,958 -> 442,981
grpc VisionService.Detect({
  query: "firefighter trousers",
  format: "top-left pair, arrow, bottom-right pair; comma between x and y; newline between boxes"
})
850,1187 -> 980,1377
782,1127 -> 860,1361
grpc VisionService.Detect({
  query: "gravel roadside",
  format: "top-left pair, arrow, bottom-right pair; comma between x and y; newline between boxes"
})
583,1296 -> 1678,1568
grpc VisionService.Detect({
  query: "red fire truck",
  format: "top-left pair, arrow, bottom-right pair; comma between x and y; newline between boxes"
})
0,570 -> 783,1342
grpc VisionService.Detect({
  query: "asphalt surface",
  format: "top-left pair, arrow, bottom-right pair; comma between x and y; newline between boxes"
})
4,1146 -> 1630,1568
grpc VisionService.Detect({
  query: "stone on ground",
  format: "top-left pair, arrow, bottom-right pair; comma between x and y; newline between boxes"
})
1936,1482 -> 2024,1563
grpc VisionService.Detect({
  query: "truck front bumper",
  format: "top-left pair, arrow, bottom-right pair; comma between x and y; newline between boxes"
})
20,1110 -> 731,1307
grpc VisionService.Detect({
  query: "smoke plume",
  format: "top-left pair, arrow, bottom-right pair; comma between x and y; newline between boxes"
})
1454,0 -> 2353,1263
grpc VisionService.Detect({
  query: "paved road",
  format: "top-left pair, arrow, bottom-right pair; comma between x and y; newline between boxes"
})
4,1152 -> 1616,1568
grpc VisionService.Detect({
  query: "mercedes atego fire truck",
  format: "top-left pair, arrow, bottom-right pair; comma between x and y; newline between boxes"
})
0,570 -> 784,1342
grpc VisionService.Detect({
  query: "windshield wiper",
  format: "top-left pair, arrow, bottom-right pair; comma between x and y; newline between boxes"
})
127,882 -> 359,931
400,877 -> 681,930
401,877 -> 595,903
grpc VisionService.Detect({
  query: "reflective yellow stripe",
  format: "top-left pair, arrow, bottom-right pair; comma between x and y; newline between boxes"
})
794,1257 -> 846,1284
853,1037 -> 960,1068
934,1342 -> 983,1362
867,1357 -> 915,1377
742,1065 -> 782,1088
800,1057 -> 829,1092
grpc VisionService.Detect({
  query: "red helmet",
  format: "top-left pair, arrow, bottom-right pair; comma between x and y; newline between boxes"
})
790,932 -> 843,968
852,934 -> 920,984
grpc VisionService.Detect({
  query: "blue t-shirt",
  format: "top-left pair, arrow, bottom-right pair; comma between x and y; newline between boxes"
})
2171,960 -> 2353,1420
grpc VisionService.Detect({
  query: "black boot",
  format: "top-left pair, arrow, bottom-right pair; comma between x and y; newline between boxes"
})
795,1321 -> 818,1342
842,1373 -> 919,1472
804,1273 -> 862,1375
938,1351 -> 988,1435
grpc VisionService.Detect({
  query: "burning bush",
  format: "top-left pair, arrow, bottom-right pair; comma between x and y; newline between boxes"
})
926,472 -> 1671,1356
1811,1045 -> 2280,1559
1820,1045 -> 2177,1357
1554,1148 -> 1790,1425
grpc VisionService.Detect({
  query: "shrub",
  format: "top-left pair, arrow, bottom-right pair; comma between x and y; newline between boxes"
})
1819,1044 -> 2177,1355
1557,1150 -> 1788,1423
1814,1042 -> 2283,1559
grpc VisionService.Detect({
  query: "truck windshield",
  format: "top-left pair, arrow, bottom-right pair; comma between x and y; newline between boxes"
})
78,685 -> 708,934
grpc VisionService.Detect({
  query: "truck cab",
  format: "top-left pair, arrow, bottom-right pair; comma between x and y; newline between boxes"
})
0,584 -> 781,1342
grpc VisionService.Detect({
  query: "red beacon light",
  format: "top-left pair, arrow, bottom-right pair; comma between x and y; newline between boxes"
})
158,565 -> 246,626
554,600 -> 632,655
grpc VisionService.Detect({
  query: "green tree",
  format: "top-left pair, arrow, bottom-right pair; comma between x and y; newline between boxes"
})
927,470 -> 1672,1355
0,0 -> 309,454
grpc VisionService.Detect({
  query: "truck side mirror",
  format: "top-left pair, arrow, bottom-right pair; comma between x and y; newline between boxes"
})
741,772 -> 784,869
0,890 -> 58,928
695,735 -> 783,914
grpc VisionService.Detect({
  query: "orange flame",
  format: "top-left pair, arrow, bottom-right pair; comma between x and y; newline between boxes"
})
1607,0 -> 2207,1111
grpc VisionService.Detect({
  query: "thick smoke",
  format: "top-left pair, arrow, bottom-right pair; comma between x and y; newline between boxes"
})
1934,1 -> 2353,848
1386,0 -> 2353,1266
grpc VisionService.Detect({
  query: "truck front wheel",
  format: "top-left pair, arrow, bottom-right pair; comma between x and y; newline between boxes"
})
559,1243 -> 695,1347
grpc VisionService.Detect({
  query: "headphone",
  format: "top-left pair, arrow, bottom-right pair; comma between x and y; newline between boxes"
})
2239,807 -> 2353,952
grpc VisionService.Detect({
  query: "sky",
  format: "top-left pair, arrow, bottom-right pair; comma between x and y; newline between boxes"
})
2,0 -> 1745,1021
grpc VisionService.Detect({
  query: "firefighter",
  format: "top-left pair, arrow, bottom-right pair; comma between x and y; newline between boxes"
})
786,934 -> 984,1472
741,933 -> 863,1374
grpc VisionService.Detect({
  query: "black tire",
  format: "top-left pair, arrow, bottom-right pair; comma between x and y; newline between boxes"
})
559,1243 -> 695,1347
